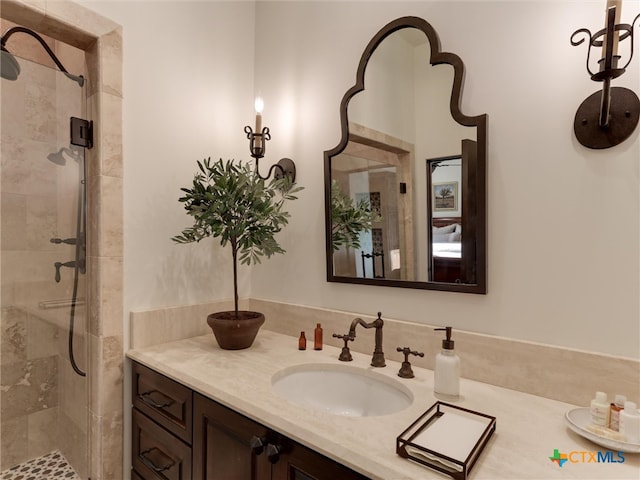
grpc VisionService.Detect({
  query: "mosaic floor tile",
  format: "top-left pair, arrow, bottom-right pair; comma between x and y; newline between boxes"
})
0,450 -> 81,479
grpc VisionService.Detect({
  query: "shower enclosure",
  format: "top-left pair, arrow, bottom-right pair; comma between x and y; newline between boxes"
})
1,29 -> 89,479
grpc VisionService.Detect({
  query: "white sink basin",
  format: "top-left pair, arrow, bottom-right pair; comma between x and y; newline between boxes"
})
271,364 -> 413,417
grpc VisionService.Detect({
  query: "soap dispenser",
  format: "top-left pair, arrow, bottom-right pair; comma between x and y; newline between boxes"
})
434,327 -> 460,399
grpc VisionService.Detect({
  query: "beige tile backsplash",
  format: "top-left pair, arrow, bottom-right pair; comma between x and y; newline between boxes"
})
131,298 -> 640,408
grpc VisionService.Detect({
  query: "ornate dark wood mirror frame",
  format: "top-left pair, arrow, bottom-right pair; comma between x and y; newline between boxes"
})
324,16 -> 487,294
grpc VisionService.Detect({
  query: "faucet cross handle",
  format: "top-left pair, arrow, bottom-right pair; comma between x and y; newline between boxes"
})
396,346 -> 424,379
332,333 -> 354,362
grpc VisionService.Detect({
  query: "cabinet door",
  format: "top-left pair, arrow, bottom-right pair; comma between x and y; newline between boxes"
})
272,439 -> 370,480
193,393 -> 271,480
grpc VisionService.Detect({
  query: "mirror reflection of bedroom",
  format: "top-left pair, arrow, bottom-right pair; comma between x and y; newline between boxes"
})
429,156 -> 462,283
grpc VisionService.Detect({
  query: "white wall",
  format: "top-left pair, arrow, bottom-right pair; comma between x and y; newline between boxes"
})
252,0 -> 640,359
79,0 -> 639,361
79,0 -> 257,318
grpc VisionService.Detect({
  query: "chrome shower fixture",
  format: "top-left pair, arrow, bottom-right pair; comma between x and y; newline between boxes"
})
1,26 -> 84,86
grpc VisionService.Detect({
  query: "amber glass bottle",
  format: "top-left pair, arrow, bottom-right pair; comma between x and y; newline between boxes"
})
298,331 -> 307,350
314,323 -> 323,350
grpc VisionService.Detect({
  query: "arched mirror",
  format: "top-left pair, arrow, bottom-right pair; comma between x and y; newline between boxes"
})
324,16 -> 487,293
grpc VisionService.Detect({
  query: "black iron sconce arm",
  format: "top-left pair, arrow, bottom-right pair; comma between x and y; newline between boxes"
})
570,6 -> 640,149
244,125 -> 296,182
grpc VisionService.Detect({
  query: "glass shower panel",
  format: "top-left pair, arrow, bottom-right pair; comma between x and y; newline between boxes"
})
1,52 -> 88,479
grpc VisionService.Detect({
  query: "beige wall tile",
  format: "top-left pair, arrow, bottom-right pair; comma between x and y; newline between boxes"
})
98,93 -> 122,177
26,312 -> 59,360
99,410 -> 122,480
88,411 -> 102,480
129,299 -> 241,349
57,408 -> 88,479
1,356 -> 58,418
86,174 -> 122,258
0,414 -> 28,470
0,1 -> 46,31
43,0 -> 119,49
0,194 -> 27,252
26,405 -> 58,459
87,255 -> 122,337
1,307 -> 27,364
98,27 -> 122,99
0,82 -> 26,138
89,334 -> 122,418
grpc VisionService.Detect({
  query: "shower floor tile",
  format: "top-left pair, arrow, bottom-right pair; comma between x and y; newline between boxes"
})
0,450 -> 81,479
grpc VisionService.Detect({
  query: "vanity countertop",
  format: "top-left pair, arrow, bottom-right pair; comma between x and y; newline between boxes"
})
127,329 -> 639,480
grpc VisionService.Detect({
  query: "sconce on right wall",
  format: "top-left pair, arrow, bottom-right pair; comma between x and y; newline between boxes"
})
571,0 -> 640,149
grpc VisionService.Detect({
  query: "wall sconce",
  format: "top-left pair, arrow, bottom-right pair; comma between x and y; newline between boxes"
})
244,97 -> 296,181
571,0 -> 640,149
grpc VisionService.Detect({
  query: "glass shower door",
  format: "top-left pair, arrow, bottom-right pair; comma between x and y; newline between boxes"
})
1,51 -> 88,479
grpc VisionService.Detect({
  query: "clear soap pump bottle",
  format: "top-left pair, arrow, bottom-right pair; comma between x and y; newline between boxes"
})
434,327 -> 460,399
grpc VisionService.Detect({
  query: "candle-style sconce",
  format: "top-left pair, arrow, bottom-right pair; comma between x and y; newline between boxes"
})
244,97 -> 296,181
570,1 -> 640,149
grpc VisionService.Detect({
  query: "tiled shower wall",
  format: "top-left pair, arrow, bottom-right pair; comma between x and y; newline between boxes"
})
0,19 -> 89,476
1,2 -> 124,479
0,308 -> 87,475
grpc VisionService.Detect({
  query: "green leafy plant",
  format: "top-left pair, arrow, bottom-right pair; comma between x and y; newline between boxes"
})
330,179 -> 381,251
173,158 -> 301,318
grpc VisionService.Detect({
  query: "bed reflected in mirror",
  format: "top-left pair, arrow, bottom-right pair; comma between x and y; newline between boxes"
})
428,156 -> 462,283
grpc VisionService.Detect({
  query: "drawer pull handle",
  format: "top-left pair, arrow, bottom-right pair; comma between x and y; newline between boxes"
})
138,390 -> 175,409
140,447 -> 176,473
250,435 -> 266,455
266,443 -> 282,464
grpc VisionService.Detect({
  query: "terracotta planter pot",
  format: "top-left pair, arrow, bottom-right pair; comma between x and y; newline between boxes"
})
206,311 -> 265,350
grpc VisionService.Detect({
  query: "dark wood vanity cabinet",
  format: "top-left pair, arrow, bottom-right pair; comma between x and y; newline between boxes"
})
193,393 -> 271,479
132,361 -> 370,480
132,362 -> 193,479
193,393 -> 369,480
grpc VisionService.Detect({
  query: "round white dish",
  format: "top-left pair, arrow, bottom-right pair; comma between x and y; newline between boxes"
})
565,408 -> 640,453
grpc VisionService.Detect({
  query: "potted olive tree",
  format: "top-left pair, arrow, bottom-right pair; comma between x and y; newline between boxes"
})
173,157 -> 301,349
330,179 -> 381,251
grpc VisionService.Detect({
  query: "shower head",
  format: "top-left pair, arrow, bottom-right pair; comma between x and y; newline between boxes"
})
47,148 -> 67,166
1,26 -> 84,87
1,45 -> 20,81
47,146 -> 82,165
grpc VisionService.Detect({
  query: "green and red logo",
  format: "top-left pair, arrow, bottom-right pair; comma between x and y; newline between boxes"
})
549,449 -> 625,467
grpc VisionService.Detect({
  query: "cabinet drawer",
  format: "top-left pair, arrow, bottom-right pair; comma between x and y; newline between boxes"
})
132,362 -> 193,443
132,408 -> 192,480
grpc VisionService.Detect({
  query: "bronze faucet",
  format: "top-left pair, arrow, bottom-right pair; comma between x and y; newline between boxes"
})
332,333 -> 354,361
396,347 -> 424,378
348,312 -> 386,367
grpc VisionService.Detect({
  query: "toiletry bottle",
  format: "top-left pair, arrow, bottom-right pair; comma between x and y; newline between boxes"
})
609,394 -> 627,431
434,327 -> 460,399
619,401 -> 640,443
298,331 -> 306,350
314,323 -> 323,350
590,391 -> 610,427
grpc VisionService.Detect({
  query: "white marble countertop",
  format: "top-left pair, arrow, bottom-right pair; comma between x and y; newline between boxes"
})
127,329 -> 640,480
